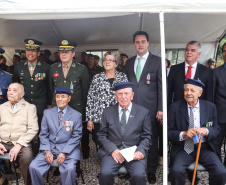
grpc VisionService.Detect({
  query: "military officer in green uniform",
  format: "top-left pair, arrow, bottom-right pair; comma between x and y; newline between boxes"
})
49,40 -> 89,112
49,40 -> 89,159
13,39 -> 51,129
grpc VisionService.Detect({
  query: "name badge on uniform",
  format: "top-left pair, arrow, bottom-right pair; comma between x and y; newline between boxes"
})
70,81 -> 74,94
20,70 -> 24,77
146,73 -> 151,84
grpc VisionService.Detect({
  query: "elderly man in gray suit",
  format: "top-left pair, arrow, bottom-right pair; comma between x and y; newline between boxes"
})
97,82 -> 152,185
29,87 -> 82,185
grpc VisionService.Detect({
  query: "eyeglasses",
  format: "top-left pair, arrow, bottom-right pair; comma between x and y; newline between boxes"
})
104,59 -> 116,63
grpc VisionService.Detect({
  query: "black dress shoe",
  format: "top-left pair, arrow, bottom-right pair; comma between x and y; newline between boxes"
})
148,173 -> 156,184
187,170 -> 199,185
0,167 -> 11,174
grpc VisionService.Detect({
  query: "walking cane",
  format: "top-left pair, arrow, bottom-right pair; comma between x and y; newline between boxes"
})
192,137 -> 202,185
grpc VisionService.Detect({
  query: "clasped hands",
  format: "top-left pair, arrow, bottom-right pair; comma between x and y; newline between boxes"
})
111,149 -> 144,163
182,127 -> 208,139
45,150 -> 67,165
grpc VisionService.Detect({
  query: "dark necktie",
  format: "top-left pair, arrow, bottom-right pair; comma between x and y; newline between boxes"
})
184,107 -> 194,154
58,111 -> 63,125
186,66 -> 192,78
120,109 -> 127,134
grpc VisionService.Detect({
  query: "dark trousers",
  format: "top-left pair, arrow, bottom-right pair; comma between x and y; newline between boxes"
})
2,142 -> 33,185
99,155 -> 147,185
213,123 -> 226,163
170,143 -> 226,185
81,121 -> 90,155
147,117 -> 159,173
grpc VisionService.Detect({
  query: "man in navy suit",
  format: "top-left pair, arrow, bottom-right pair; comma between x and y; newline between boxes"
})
125,31 -> 162,183
213,42 -> 226,164
168,78 -> 226,185
98,82 -> 152,185
29,87 -> 82,185
168,41 -> 213,108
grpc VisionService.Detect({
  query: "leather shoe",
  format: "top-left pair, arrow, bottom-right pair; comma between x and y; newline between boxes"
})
0,166 -> 11,174
148,173 -> 156,184
187,170 -> 199,185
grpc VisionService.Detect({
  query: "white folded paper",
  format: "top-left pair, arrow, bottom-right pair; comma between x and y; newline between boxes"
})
120,146 -> 137,162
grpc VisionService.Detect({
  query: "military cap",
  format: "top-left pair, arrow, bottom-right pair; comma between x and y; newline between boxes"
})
208,58 -> 216,63
44,49 -> 51,56
58,40 -> 77,51
185,78 -> 205,88
87,54 -> 94,58
112,82 -> 134,91
94,55 -> 100,59
0,48 -> 5,55
54,87 -> 72,95
120,53 -> 128,58
24,39 -> 43,50
20,51 -> 26,59
13,54 -> 21,60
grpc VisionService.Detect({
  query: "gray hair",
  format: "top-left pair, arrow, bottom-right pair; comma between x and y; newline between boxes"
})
186,41 -> 201,52
104,51 -> 120,65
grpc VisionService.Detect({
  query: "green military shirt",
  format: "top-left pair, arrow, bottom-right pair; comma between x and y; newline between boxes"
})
49,61 -> 89,113
13,60 -> 50,116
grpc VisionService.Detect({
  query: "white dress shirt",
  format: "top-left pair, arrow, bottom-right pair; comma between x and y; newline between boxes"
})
134,52 -> 149,75
118,102 -> 132,124
185,61 -> 198,79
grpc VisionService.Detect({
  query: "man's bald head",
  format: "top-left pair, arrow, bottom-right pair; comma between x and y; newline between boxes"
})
7,83 -> 25,105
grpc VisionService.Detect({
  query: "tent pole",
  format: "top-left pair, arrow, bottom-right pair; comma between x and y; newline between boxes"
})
159,11 -> 168,185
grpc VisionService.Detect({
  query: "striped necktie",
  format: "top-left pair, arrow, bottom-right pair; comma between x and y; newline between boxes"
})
184,107 -> 194,154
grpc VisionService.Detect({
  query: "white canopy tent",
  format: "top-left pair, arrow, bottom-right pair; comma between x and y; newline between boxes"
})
1,1 -> 226,184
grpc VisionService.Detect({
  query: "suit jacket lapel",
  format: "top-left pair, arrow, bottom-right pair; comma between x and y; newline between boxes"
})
180,100 -> 189,126
57,62 -> 64,79
113,105 -> 122,137
122,104 -> 136,138
199,100 -> 207,127
128,56 -> 138,85
51,107 -> 59,130
23,61 -> 31,78
219,66 -> 226,88
194,63 -> 201,80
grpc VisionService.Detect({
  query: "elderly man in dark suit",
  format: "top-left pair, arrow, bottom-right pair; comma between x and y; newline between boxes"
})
168,41 -> 213,109
97,82 -> 151,185
125,31 -> 162,183
168,78 -> 226,185
213,42 -> 226,164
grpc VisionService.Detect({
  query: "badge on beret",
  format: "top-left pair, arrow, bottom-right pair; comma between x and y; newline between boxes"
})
62,40 -> 69,45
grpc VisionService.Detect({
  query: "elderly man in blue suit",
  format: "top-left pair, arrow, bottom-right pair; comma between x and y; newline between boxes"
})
168,78 -> 226,185
29,87 -> 82,185
97,82 -> 152,185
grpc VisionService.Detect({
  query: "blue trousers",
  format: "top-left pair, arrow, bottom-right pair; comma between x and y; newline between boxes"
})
29,150 -> 78,185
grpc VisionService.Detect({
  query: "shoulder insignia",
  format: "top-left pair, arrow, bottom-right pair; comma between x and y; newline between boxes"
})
37,61 -> 41,66
58,63 -> 61,68
72,63 -> 76,67
24,61 -> 28,65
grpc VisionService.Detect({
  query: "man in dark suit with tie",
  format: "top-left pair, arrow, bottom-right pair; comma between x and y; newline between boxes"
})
213,42 -> 226,165
168,41 -> 213,108
168,78 -> 226,185
97,82 -> 151,185
125,31 -> 162,183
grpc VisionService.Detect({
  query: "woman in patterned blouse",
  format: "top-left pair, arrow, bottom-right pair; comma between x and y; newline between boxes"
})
86,51 -> 128,144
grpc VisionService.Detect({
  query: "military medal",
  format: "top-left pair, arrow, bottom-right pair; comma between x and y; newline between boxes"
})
146,73 -> 151,84
43,73 -> 46,80
70,81 -> 74,94
38,73 -> 41,80
35,73 -> 38,81
66,121 -> 70,131
66,127 -> 70,131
